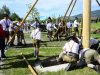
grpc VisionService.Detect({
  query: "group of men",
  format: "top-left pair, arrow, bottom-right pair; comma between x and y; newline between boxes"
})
30,17 -> 100,74
0,15 -> 100,73
57,34 -> 100,73
46,17 -> 80,41
0,14 -> 26,59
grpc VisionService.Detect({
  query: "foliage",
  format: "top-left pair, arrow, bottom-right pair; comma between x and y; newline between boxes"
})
0,5 -> 20,21
0,5 -> 11,19
10,13 -> 20,21
27,3 -> 40,21
2,22 -> 100,75
52,17 -> 56,23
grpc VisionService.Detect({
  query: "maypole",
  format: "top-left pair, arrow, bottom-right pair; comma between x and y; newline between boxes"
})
82,0 -> 91,48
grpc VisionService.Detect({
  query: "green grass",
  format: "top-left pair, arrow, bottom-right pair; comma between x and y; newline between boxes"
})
3,47 -> 100,75
2,22 -> 100,75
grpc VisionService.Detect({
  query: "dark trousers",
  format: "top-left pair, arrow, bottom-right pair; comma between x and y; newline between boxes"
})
0,38 -> 5,57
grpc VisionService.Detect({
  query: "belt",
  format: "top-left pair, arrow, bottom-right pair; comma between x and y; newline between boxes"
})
65,52 -> 78,56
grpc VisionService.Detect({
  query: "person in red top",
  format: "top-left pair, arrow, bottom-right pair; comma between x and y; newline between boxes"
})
0,24 -> 6,58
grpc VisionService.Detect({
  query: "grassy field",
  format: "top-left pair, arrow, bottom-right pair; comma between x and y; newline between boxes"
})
2,22 -> 100,75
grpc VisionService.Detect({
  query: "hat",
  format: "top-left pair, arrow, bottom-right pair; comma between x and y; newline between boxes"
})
3,14 -> 9,17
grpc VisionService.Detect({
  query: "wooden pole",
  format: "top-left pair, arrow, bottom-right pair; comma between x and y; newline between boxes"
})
82,0 -> 91,48
21,53 -> 38,75
7,0 -> 38,45
63,0 -> 74,20
96,0 -> 100,7
65,0 -> 77,35
53,0 -> 73,38
67,0 -> 77,20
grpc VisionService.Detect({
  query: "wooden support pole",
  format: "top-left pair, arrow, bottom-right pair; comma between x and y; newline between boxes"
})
53,0 -> 73,38
21,53 -> 38,75
63,0 -> 74,20
7,0 -> 38,45
65,0 -> 77,33
67,0 -> 77,20
96,0 -> 100,7
82,0 -> 91,48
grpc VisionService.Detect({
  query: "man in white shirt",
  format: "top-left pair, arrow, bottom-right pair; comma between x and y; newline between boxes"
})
30,26 -> 41,60
46,18 -> 53,41
67,21 -> 72,36
73,17 -> 79,36
0,14 -> 12,46
58,36 -> 79,62
57,36 -> 79,70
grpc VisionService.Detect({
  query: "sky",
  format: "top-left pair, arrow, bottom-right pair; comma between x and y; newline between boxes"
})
0,0 -> 100,20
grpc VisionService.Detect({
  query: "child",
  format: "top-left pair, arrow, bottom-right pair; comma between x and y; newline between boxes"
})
30,26 -> 41,60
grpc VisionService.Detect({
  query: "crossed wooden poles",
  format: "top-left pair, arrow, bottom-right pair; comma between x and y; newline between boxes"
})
6,0 -> 100,75
53,0 -> 77,39
7,0 -> 77,75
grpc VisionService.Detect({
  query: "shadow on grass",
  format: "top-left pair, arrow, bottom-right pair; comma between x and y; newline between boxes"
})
1,53 -> 59,70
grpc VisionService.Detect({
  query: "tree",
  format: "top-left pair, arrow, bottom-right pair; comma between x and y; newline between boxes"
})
0,5 -> 11,19
10,13 -> 20,21
27,3 -> 40,21
2,5 -> 10,16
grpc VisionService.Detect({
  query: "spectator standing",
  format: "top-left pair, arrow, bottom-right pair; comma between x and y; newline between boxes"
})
46,17 -> 53,41
73,17 -> 80,37
30,26 -> 41,60
0,14 -> 12,47
66,21 -> 72,36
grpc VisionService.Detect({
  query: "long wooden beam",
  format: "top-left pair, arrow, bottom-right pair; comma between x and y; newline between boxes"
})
67,0 -> 77,20
21,53 -> 38,75
96,0 -> 100,7
82,0 -> 91,48
53,0 -> 73,38
63,0 -> 74,20
7,0 -> 38,45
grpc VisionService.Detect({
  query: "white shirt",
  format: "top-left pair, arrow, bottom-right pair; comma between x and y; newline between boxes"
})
67,21 -> 72,28
17,22 -> 23,31
46,23 -> 53,31
30,28 -> 41,40
63,40 -> 79,54
0,19 -> 12,31
9,23 -> 15,31
73,20 -> 79,27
